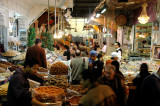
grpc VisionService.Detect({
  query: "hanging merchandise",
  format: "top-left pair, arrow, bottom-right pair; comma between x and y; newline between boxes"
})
123,27 -> 130,45
111,21 -> 113,35
64,9 -> 71,18
61,0 -> 74,10
103,27 -> 107,33
54,0 -> 57,39
106,18 -> 110,36
156,0 -> 160,22
116,15 -> 127,26
117,26 -> 123,45
127,27 -> 131,41
107,29 -> 112,36
34,20 -> 40,38
103,17 -> 106,33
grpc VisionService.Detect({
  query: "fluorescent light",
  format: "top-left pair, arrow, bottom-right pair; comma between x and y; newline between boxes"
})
101,8 -> 106,13
96,13 -> 100,18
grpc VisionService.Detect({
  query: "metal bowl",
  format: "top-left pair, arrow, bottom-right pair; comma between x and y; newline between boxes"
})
42,101 -> 62,106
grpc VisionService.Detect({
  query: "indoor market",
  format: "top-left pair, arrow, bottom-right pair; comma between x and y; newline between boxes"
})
0,0 -> 160,106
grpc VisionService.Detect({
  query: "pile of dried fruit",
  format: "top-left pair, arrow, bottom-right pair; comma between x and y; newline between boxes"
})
50,62 -> 68,75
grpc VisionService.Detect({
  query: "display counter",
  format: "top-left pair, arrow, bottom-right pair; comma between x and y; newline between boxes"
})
1,48 -> 160,105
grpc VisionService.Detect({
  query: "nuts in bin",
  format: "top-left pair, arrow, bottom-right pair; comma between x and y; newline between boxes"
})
0,63 -> 10,69
48,75 -> 69,88
0,61 -> 13,66
0,82 -> 9,95
33,86 -> 64,103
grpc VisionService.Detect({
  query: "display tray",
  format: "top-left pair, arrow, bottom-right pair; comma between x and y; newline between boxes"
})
3,56 -> 16,58
41,101 -> 62,106
32,86 -> 65,103
11,58 -> 25,61
66,88 -> 81,97
66,95 -> 82,106
48,74 -> 68,78
28,79 -> 40,88
68,85 -> 88,95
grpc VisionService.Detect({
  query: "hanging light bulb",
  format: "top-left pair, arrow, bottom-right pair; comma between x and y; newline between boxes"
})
90,29 -> 94,32
91,17 -> 94,20
53,33 -> 58,39
138,3 -> 150,24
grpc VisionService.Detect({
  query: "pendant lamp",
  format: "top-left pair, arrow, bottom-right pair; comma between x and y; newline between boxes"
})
138,3 -> 150,24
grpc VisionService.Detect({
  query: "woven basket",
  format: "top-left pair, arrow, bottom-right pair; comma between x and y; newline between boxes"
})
116,15 -> 127,25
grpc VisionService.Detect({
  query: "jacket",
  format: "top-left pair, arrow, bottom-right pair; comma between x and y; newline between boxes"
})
70,57 -> 87,81
132,72 -> 150,106
141,73 -> 160,106
63,49 -> 71,61
97,74 -> 127,106
24,45 -> 47,68
79,83 -> 118,106
7,68 -> 32,106
91,60 -> 104,79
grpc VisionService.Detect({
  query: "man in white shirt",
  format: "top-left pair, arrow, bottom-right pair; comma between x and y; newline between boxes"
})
115,42 -> 122,61
102,42 -> 107,55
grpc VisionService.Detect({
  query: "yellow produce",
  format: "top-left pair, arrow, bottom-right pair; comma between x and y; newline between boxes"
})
0,82 -> 9,95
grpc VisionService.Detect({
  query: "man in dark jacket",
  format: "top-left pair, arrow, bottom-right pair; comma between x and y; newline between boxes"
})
97,65 -> 127,106
89,50 -> 104,80
7,68 -> 45,106
24,38 -> 47,68
79,69 -> 118,106
140,68 -> 160,106
132,63 -> 150,106
63,45 -> 71,61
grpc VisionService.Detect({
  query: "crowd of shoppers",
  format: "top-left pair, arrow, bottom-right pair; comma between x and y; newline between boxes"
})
8,40 -> 160,106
